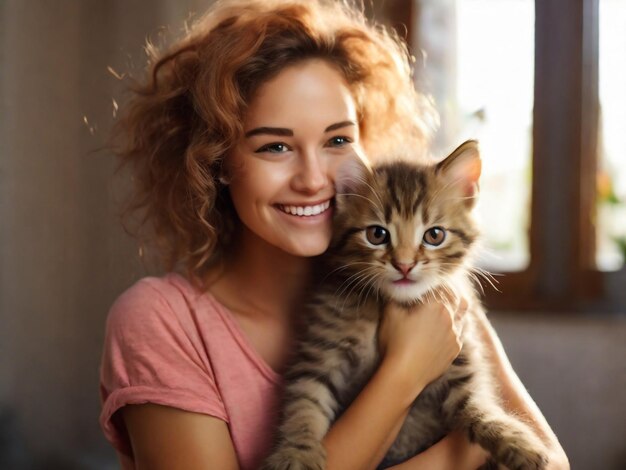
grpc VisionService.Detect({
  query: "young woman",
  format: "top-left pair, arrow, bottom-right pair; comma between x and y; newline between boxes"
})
99,1 -> 569,469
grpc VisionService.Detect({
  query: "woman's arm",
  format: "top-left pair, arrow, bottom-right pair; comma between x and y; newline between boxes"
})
123,404 -> 240,470
474,311 -> 570,469
391,430 -> 488,470
322,358 -> 424,470
385,310 -> 570,470
322,300 -> 468,470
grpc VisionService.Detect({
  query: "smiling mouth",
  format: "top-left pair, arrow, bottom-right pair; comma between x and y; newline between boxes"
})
277,199 -> 332,217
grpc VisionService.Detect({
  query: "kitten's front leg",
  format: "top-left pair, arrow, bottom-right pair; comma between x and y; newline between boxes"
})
261,372 -> 339,470
262,299 -> 377,470
458,399 -> 549,470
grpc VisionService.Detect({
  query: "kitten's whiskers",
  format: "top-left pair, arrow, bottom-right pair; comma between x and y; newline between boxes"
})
335,268 -> 379,313
334,268 -> 373,300
320,261 -> 375,285
348,172 -> 386,209
469,266 -> 501,293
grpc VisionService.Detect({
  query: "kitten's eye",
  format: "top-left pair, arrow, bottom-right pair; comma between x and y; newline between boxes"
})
423,227 -> 446,246
365,225 -> 390,245
255,142 -> 291,154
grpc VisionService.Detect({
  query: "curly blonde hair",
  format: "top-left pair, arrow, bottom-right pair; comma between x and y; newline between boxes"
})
113,0 -> 436,285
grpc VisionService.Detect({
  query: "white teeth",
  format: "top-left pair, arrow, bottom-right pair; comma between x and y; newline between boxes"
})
280,200 -> 331,217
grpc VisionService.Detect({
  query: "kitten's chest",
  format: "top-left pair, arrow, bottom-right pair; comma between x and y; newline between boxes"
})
325,306 -> 382,407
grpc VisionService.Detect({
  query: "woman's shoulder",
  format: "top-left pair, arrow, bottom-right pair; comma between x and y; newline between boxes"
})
114,271 -> 198,301
101,272 -> 231,388
105,272 -> 211,336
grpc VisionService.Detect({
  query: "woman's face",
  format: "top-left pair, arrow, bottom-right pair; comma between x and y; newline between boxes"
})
226,59 -> 361,258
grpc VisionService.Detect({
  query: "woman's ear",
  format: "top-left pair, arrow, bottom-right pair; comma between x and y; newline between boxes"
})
218,157 -> 237,186
435,140 -> 482,206
218,174 -> 230,186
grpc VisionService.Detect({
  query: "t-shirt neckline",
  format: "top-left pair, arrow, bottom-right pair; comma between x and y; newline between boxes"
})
168,272 -> 282,385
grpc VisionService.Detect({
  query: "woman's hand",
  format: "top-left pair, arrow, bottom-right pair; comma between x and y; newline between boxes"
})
378,296 -> 468,397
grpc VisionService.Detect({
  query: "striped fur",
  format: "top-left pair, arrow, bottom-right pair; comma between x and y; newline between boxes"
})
262,141 -> 547,470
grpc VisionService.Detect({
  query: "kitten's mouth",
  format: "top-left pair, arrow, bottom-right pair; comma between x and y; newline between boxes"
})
276,199 -> 333,217
393,278 -> 416,285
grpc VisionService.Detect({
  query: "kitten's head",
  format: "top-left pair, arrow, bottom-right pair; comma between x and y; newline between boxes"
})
329,140 -> 481,304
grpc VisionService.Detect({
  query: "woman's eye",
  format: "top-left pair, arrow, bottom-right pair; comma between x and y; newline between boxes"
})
423,227 -> 446,246
365,225 -> 390,245
255,143 -> 290,154
327,136 -> 352,147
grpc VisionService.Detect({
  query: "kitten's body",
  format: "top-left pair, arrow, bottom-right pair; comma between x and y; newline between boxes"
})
262,142 -> 548,470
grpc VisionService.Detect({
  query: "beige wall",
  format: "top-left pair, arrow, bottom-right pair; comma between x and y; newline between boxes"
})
0,0 -> 209,466
0,1 -> 624,468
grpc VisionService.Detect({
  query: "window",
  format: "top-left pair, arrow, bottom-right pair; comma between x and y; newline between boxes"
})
380,0 -> 626,312
597,0 -> 626,272
415,0 -> 535,272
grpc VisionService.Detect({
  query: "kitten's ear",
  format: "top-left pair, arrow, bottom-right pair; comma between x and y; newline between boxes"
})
335,152 -> 372,194
436,140 -> 482,206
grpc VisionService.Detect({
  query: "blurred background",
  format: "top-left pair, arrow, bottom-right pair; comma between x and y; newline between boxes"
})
1,0 -> 624,468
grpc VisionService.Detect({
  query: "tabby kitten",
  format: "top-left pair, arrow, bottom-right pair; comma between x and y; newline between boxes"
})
262,141 -> 548,470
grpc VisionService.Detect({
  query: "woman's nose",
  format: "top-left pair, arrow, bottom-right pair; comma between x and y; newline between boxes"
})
293,149 -> 328,194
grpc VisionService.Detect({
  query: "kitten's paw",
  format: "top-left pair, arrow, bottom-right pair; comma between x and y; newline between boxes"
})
497,444 -> 549,470
464,411 -> 548,470
261,442 -> 326,470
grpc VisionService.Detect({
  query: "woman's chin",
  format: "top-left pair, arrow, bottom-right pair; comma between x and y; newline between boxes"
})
291,243 -> 331,258
283,235 -> 331,258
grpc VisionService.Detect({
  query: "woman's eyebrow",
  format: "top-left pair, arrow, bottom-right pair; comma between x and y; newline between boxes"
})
325,120 -> 356,132
244,120 -> 356,138
245,127 -> 293,138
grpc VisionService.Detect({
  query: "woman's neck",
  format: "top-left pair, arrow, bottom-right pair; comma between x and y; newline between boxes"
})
211,227 -> 313,322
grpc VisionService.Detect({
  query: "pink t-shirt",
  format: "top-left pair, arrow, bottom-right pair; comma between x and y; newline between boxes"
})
99,272 -> 283,470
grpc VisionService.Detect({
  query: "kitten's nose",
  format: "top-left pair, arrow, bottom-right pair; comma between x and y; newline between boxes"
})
392,261 -> 415,276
